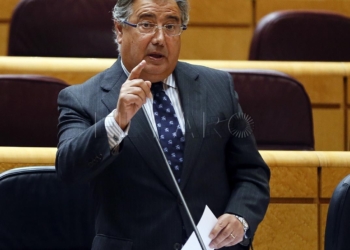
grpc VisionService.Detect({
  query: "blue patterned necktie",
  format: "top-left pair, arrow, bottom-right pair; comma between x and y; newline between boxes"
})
151,82 -> 185,183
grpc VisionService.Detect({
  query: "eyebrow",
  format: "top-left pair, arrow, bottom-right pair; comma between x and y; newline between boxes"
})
138,12 -> 180,22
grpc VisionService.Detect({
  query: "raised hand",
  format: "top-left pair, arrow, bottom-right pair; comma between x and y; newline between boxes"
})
114,60 -> 152,130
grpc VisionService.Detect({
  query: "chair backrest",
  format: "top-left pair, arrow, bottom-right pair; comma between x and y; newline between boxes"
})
0,75 -> 68,147
0,166 -> 95,250
249,10 -> 350,61
224,69 -> 314,150
325,174 -> 350,250
8,0 -> 118,58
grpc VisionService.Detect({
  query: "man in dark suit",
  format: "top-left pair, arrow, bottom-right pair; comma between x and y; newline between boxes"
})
55,0 -> 270,249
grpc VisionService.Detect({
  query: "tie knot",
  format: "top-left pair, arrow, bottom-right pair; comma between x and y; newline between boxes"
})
151,82 -> 164,94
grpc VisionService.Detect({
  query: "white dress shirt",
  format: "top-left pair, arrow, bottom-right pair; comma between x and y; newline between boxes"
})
104,60 -> 185,152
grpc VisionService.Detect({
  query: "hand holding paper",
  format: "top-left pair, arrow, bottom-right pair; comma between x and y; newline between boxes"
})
182,206 -> 245,249
182,206 -> 218,250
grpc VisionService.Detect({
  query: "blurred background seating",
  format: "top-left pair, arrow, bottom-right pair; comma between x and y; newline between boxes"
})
0,74 -> 68,147
2,0 -> 350,60
0,166 -> 94,250
7,0 -> 118,58
249,10 -> 350,61
225,69 -> 314,150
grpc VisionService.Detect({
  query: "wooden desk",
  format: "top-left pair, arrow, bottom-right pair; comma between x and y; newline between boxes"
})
1,147 -> 349,250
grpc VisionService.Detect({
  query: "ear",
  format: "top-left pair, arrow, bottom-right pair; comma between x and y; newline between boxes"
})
115,22 -> 124,44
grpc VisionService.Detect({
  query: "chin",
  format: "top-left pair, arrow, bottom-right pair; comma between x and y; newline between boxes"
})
144,69 -> 167,79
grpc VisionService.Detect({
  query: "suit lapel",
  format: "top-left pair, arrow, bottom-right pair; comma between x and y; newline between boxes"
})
174,63 -> 207,191
128,110 -> 179,195
100,60 -> 207,195
100,59 -> 179,196
100,59 -> 127,113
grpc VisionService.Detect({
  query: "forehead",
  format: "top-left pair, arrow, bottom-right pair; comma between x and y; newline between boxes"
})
131,0 -> 181,20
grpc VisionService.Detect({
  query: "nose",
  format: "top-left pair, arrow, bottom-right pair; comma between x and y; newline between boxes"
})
151,26 -> 165,45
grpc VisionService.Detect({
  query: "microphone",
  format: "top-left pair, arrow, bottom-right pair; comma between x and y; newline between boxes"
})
141,106 -> 207,250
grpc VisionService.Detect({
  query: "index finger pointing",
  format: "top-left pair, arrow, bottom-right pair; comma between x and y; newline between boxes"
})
128,60 -> 146,80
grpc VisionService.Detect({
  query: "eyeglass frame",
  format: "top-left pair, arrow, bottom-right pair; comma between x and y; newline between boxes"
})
122,20 -> 187,37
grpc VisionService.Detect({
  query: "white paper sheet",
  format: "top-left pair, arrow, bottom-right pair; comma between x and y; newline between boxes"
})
181,205 -> 218,250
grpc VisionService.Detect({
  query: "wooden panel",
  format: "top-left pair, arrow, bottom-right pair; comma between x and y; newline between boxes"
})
320,204 -> 329,250
312,109 -> 344,151
321,168 -> 350,198
256,0 -> 350,22
0,23 -> 9,56
0,163 -> 51,173
254,204 -> 318,250
1,57 -> 348,84
347,75 -> 350,105
0,147 -> 56,163
0,56 -> 114,84
0,0 -> 19,20
270,167 -> 317,198
180,27 -> 253,60
260,151 -> 320,169
295,76 -> 343,105
189,0 -> 252,25
348,109 -> 350,150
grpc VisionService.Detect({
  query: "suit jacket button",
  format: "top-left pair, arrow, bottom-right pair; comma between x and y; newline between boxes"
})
174,243 -> 181,250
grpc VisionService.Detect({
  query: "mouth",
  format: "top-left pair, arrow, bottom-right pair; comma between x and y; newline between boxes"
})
147,52 -> 165,60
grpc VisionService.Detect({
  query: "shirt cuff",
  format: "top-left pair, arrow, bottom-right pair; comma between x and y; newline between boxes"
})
105,109 -> 130,152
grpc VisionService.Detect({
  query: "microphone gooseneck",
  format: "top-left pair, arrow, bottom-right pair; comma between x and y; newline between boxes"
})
141,105 -> 207,250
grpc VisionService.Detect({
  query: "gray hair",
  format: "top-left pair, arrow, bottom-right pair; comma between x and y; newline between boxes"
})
112,0 -> 189,51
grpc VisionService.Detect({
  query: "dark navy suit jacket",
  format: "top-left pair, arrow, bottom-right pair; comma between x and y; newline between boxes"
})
55,59 -> 270,250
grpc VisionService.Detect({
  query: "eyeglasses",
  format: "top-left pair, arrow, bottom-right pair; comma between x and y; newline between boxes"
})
122,20 -> 187,36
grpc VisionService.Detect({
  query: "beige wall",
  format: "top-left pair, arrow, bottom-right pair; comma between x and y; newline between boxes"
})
2,0 -> 350,59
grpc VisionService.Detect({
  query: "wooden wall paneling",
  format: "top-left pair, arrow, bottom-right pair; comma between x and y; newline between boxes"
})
254,204 -> 318,250
0,23 -> 9,56
255,0 -> 350,22
180,27 -> 253,60
312,109 -> 344,151
321,167 -> 350,198
0,0 -> 19,20
189,0 -> 252,25
295,76 -> 343,105
291,75 -> 344,151
0,0 -> 18,56
348,110 -> 350,150
270,167 -> 317,198
180,0 -> 253,60
320,204 -> 329,250
347,74 -> 350,150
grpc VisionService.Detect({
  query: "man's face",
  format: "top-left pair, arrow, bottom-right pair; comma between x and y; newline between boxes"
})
116,0 -> 182,83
